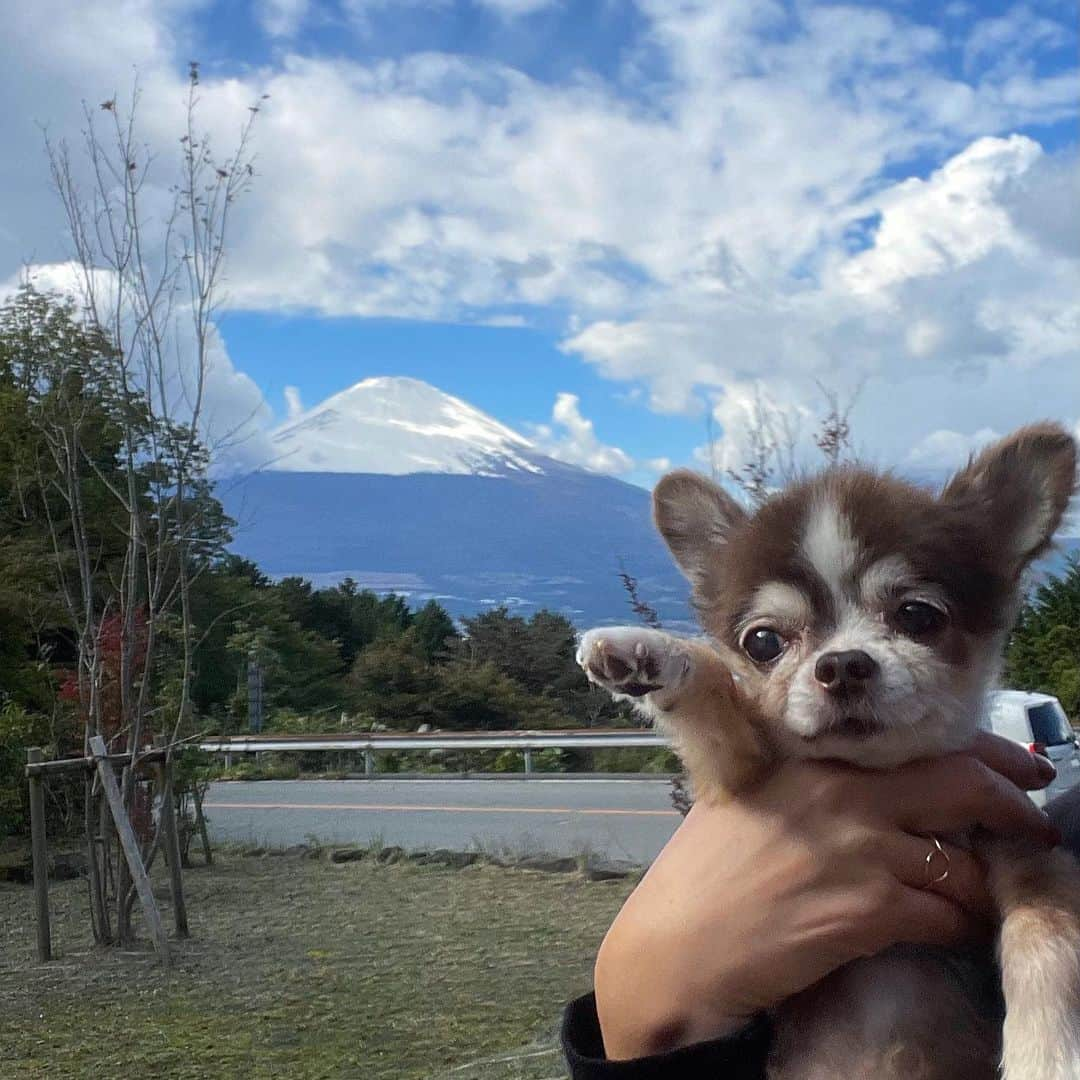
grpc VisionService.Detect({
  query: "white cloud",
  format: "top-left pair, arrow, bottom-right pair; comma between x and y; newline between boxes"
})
906,427 -> 1001,468
344,0 -> 556,26
3,261 -> 275,472
530,393 -> 635,475
284,385 -> 304,419
478,0 -> 559,15
257,0 -> 311,38
962,6 -> 1071,81
837,136 -> 1041,296
0,0 -> 1077,479
567,133 -> 1080,470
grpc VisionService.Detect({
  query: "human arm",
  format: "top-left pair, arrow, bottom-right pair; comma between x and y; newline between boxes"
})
590,733 -> 1057,1062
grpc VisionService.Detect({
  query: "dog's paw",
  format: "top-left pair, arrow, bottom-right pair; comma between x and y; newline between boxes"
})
577,627 -> 692,701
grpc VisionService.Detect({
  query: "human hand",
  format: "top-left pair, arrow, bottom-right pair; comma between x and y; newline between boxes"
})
594,732 -> 1057,1060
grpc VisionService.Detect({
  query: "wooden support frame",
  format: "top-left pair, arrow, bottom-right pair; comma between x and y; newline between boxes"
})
27,748 -> 51,962
192,784 -> 213,866
154,737 -> 189,937
24,747 -> 168,778
89,736 -> 170,963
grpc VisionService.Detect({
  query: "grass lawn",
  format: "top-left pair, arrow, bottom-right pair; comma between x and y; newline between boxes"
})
0,848 -> 635,1079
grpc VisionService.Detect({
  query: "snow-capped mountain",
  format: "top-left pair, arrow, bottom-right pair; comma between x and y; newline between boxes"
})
220,377 -> 692,627
271,376 -> 547,477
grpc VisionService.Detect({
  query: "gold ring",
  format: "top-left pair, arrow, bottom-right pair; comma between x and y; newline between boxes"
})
924,834 -> 950,888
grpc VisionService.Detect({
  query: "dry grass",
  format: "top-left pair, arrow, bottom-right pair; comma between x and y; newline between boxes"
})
0,849 -> 633,1079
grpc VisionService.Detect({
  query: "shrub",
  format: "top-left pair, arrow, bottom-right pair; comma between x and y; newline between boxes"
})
0,702 -> 52,836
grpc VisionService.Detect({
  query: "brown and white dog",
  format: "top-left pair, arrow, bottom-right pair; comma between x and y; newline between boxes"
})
579,423 -> 1080,1080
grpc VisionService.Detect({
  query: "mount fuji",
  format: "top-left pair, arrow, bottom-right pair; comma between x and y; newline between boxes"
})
218,377 -> 693,627
270,377 -> 548,478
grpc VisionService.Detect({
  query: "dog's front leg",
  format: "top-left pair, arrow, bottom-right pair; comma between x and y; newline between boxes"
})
577,627 -> 771,799
981,838 -> 1080,1080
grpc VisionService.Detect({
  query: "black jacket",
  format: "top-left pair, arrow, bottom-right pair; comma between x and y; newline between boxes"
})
562,993 -> 770,1079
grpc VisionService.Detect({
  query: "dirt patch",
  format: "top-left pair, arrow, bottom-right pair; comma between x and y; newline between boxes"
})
0,848 -> 633,1079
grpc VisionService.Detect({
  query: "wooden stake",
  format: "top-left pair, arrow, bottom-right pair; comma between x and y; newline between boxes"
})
155,738 -> 189,938
84,772 -> 108,944
27,748 -> 51,963
89,737 -> 170,963
193,784 -> 212,866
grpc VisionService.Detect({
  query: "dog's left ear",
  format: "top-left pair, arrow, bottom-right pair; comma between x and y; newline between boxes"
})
941,423 -> 1077,573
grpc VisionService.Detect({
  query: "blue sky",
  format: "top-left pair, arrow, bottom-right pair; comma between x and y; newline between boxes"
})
2,0 -> 1078,488
218,310 -> 695,472
201,0 -> 654,88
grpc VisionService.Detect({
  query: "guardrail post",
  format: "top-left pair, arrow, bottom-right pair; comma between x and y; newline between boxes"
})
523,748 -> 533,774
224,750 -> 232,770
27,747 -> 51,962
364,749 -> 375,776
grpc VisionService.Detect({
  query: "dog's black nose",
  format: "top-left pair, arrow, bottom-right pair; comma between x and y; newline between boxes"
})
814,650 -> 878,693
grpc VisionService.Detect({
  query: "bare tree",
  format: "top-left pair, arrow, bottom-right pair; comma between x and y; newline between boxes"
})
33,65 -> 263,945
616,559 -> 662,630
724,385 -> 800,507
721,380 -> 862,507
812,378 -> 862,466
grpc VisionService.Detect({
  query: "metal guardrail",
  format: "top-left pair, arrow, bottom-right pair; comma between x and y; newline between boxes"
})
198,729 -> 670,774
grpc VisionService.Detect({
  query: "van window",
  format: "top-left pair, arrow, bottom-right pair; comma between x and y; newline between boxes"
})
1027,702 -> 1074,746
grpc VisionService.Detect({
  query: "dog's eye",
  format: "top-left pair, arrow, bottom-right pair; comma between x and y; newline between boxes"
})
894,601 -> 946,637
742,627 -> 786,663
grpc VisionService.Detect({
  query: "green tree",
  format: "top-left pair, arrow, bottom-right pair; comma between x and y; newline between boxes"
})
412,600 -> 458,662
1005,558 -> 1080,717
429,660 -> 563,731
346,632 -> 440,727
186,557 -> 342,728
279,579 -> 422,666
458,606 -> 628,726
0,703 -> 53,835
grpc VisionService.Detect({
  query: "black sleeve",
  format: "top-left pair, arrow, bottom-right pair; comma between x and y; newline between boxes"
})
1046,785 -> 1080,857
561,993 -> 771,1080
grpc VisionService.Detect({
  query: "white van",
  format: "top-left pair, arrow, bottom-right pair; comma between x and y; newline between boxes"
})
983,690 -> 1080,806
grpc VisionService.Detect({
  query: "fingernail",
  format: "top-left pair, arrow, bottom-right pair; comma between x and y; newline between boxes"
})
1034,754 -> 1057,782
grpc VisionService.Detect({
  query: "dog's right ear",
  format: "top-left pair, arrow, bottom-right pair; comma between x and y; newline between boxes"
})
653,470 -> 747,595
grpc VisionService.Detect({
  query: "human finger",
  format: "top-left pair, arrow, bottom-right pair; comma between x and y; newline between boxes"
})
876,756 -> 1058,845
970,730 -> 1056,791
869,885 -> 979,953
883,831 -> 995,922
876,889 -> 980,950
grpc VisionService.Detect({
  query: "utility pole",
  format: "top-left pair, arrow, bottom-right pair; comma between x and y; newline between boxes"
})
247,652 -> 264,734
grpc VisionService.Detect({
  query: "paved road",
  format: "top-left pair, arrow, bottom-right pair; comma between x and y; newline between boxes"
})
203,777 -> 682,865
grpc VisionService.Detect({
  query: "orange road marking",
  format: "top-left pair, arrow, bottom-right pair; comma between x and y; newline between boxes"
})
203,800 -> 679,818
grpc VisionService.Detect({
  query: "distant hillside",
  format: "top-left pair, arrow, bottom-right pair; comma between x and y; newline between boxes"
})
219,466 -> 693,628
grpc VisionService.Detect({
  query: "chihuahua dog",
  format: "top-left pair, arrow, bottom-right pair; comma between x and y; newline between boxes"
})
579,423 -> 1080,1080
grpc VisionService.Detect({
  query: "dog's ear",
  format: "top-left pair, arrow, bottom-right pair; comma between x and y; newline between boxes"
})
654,470 -> 747,595
941,423 -> 1077,573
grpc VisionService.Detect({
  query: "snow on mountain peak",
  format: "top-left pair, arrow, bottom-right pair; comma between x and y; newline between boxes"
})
270,376 -> 546,476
